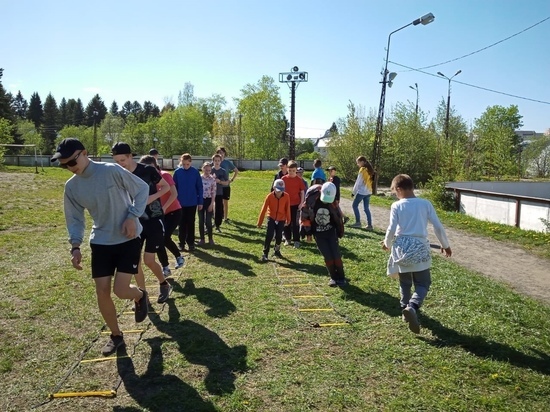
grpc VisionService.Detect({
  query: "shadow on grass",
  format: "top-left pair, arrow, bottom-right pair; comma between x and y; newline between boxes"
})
178,278 -> 237,318
340,284 -> 403,318
148,299 -> 248,394
115,337 -> 216,412
418,314 -> 550,376
192,248 -> 256,277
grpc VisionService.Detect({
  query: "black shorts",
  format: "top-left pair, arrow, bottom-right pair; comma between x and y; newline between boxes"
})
90,238 -> 142,278
139,218 -> 165,253
222,186 -> 231,200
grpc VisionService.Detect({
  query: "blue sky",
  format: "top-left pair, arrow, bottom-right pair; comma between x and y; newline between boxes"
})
2,0 -> 549,139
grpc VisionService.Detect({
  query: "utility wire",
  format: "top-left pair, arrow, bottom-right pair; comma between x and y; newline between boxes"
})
404,16 -> 550,71
389,60 -> 550,105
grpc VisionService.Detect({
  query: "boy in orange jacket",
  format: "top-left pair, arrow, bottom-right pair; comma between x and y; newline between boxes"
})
257,179 -> 291,261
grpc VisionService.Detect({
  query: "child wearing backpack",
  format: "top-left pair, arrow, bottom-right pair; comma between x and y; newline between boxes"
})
301,182 -> 346,287
257,179 -> 291,261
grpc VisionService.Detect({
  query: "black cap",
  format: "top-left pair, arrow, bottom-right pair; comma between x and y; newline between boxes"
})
50,138 -> 85,162
111,142 -> 136,156
278,157 -> 289,166
149,148 -> 159,156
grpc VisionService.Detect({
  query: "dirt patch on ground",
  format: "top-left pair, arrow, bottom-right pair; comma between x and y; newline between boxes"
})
339,198 -> 550,305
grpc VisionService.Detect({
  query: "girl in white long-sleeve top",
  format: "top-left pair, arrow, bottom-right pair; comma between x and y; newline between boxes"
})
382,174 -> 452,334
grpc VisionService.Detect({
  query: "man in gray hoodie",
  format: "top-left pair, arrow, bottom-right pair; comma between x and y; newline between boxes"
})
52,138 -> 150,356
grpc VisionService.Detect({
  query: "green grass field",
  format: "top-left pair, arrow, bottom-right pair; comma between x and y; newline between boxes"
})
1,167 -> 549,411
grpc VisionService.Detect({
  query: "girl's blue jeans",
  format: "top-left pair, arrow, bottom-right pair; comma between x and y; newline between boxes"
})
352,194 -> 372,226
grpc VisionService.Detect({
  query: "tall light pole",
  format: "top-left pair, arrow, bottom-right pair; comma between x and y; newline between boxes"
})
372,13 -> 435,193
409,83 -> 419,115
92,109 -> 99,157
437,70 -> 461,178
437,70 -> 461,140
279,66 -> 308,160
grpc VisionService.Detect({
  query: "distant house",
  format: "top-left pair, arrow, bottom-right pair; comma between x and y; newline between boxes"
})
515,130 -> 544,145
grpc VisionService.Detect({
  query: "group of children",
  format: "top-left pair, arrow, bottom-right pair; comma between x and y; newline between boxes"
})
258,157 -> 452,334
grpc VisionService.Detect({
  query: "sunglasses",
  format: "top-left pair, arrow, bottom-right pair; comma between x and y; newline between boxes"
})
59,152 -> 82,168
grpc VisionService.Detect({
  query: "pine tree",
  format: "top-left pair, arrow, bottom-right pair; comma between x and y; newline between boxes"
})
12,91 -> 28,119
85,94 -> 107,126
59,98 -> 69,127
0,69 -> 16,123
110,100 -> 119,116
42,93 -> 60,153
27,92 -> 43,130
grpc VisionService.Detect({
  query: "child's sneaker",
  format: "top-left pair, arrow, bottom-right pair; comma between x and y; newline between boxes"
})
365,225 -> 374,231
294,241 -> 301,249
175,256 -> 185,269
328,278 -> 338,287
350,222 -> 361,228
134,289 -> 148,323
402,306 -> 420,334
215,226 -> 222,233
284,240 -> 291,246
273,250 -> 283,258
261,254 -> 268,262
158,282 -> 172,304
209,239 -> 216,246
162,266 -> 172,278
101,333 -> 125,356
197,239 -> 206,246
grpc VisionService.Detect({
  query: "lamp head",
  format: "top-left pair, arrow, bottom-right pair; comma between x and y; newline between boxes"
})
437,72 -> 445,77
454,70 -> 462,76
420,13 -> 435,25
388,72 -> 397,82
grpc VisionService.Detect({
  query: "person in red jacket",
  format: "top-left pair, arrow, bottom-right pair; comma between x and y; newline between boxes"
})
257,179 -> 291,261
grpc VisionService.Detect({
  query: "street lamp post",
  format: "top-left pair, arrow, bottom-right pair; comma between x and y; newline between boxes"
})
372,13 -> 435,193
437,69 -> 461,177
92,109 -> 99,157
279,66 -> 308,160
409,83 -> 419,115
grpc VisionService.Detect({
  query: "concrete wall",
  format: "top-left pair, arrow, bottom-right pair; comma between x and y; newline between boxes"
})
447,181 -> 550,200
451,183 -> 550,232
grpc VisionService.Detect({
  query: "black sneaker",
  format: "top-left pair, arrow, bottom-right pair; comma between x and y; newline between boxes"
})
273,250 -> 283,258
335,278 -> 348,287
102,333 -> 125,356
402,306 -> 420,334
134,289 -> 148,323
158,282 -> 172,304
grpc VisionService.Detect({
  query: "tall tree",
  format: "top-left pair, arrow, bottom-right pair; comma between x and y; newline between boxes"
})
85,94 -> 108,126
11,91 -> 28,119
110,100 -> 119,116
120,101 -> 132,120
0,69 -> 15,124
178,82 -> 195,107
58,97 -> 69,127
42,93 -> 60,153
236,76 -> 286,159
27,92 -> 43,130
472,105 -> 523,179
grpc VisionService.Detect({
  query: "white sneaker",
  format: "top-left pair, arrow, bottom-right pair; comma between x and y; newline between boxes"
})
284,240 -> 291,246
175,256 -> 185,269
402,306 -> 420,334
261,254 -> 268,262
162,266 -> 172,278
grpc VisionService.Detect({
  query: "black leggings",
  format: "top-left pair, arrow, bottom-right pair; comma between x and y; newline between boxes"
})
157,209 -> 182,267
178,205 -> 197,248
283,205 -> 300,242
263,218 -> 284,254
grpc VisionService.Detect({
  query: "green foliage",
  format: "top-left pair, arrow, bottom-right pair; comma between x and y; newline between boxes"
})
419,174 -> 456,211
236,75 -> 287,159
296,151 -> 321,161
0,117 -> 13,164
381,102 -> 437,184
472,105 -> 523,180
327,101 -> 374,181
